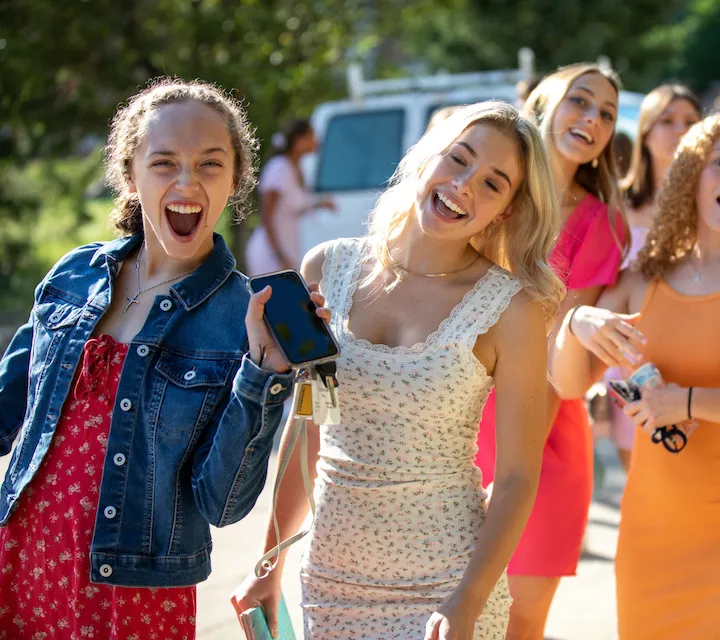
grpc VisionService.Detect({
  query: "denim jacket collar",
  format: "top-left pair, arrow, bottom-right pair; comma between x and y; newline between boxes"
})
89,232 -> 241,311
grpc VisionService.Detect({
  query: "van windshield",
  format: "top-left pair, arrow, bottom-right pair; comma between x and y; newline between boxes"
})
316,110 -> 405,192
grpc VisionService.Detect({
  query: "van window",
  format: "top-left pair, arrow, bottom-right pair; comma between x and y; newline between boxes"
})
316,110 -> 404,192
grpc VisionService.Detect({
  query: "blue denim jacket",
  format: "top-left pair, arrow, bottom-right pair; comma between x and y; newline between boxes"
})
0,233 -> 294,587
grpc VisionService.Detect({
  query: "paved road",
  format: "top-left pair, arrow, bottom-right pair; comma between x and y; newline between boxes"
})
0,438 -> 624,639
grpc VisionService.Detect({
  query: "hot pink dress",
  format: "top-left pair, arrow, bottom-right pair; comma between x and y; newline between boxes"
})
475,194 -> 626,576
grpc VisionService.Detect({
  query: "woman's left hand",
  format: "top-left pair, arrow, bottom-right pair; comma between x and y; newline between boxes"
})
623,383 -> 689,434
424,592 -> 480,640
246,281 -> 330,374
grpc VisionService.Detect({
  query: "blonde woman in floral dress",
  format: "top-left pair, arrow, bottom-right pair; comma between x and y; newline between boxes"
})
233,102 -> 564,639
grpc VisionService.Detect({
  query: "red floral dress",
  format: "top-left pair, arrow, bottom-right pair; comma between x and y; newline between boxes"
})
0,335 -> 197,640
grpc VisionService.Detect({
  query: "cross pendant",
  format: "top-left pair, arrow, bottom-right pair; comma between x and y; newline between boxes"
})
123,295 -> 139,314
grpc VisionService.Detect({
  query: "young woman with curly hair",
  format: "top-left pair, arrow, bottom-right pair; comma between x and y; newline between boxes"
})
605,85 -> 701,470
474,62 -> 629,639
551,114 -> 720,639
0,78 -> 331,638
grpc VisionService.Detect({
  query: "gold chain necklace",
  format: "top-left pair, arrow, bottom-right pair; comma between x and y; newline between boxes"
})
122,245 -> 195,313
387,250 -> 483,278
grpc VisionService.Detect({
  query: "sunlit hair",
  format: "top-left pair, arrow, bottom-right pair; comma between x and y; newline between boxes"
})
523,62 -> 628,252
621,84 -> 701,209
636,114 -> 720,279
105,77 -> 258,235
365,101 -> 565,320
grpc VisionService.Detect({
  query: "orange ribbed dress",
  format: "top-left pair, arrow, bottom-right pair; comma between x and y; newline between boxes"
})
616,279 -> 720,639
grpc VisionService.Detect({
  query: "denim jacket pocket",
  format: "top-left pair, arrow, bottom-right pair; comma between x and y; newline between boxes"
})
34,300 -> 84,332
154,352 -> 235,434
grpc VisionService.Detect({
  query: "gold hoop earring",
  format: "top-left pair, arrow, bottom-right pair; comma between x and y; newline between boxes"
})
592,157 -> 599,169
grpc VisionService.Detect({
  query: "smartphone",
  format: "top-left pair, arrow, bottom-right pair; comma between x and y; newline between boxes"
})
248,270 -> 340,369
607,379 -> 641,409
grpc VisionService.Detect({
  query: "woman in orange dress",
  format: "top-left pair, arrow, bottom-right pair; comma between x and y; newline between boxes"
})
550,114 -> 720,639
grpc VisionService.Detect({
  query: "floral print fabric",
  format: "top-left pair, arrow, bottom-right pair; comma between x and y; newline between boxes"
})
299,238 -> 519,639
0,335 -> 196,640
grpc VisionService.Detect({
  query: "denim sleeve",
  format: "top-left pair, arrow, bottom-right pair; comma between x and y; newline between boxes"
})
191,354 -> 294,527
0,316 -> 33,457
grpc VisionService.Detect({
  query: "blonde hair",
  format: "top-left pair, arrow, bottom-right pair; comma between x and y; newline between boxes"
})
636,114 -> 720,279
523,63 -> 629,254
365,100 -> 565,320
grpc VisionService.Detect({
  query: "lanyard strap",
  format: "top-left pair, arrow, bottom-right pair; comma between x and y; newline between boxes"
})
254,409 -> 316,577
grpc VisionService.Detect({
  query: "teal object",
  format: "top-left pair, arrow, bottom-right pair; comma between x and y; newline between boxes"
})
239,594 -> 296,640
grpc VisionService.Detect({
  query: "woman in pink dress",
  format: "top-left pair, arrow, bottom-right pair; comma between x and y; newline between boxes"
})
474,63 -> 629,639
246,119 -> 335,275
607,84 -> 701,471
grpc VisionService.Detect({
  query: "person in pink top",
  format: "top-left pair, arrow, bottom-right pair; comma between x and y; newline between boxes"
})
475,63 -> 629,639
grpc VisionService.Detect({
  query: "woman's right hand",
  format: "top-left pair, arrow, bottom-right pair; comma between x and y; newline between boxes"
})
230,569 -> 283,638
568,305 -> 646,369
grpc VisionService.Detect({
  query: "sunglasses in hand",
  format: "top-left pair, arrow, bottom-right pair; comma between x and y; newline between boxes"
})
608,379 -> 687,454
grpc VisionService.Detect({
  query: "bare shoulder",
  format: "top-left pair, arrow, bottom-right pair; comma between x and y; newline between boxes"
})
300,237 -> 365,283
496,289 -> 547,341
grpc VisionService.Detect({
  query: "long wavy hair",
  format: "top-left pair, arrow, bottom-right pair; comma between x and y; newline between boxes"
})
523,62 -> 629,253
636,114 -> 720,279
365,101 -> 565,320
621,84 -> 701,209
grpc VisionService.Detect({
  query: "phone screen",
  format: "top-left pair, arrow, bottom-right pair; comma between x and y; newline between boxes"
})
249,271 -> 339,366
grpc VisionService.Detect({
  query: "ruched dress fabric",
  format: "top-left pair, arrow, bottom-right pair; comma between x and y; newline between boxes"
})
299,237 -> 520,639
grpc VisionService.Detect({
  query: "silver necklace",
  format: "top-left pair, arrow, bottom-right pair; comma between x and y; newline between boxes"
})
122,245 -> 194,313
689,248 -> 703,283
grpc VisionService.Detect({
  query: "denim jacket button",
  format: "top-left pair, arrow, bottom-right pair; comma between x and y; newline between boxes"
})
113,453 -> 126,466
99,564 -> 113,577
136,345 -> 150,357
183,370 -> 197,381
160,299 -> 173,311
120,398 -> 132,412
270,383 -> 285,395
49,311 -> 63,324
104,506 -> 117,519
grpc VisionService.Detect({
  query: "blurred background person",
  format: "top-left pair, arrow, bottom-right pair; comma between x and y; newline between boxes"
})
475,62 -> 629,639
613,131 -> 634,178
607,84 -> 701,471
551,114 -> 720,640
515,73 -> 543,110
246,118 -> 335,275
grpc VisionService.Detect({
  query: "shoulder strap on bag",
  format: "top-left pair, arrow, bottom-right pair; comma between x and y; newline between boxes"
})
254,411 -> 316,578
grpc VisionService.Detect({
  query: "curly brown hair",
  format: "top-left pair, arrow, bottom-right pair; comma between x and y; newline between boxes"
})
105,77 -> 258,235
636,114 -> 720,279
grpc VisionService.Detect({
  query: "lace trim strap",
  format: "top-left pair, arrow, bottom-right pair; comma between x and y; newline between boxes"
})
453,269 -> 523,347
319,237 -> 367,336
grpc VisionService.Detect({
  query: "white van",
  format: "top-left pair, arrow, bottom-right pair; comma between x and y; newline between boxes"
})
299,60 -> 644,257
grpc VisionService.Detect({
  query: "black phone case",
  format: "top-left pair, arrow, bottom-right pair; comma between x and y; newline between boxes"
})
607,379 -> 641,408
247,270 -> 340,369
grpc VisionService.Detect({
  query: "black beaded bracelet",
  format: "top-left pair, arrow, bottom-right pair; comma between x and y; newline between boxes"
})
688,386 -> 694,420
568,306 -> 583,337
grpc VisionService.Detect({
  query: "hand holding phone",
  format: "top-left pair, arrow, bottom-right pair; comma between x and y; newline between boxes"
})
248,270 -> 340,370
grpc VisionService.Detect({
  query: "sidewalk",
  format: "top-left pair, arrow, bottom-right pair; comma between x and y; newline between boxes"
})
0,438 -> 624,639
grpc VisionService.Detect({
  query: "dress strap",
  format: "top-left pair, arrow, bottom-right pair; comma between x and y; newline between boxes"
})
639,278 -> 661,317
320,237 -> 367,337
453,267 -> 523,347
